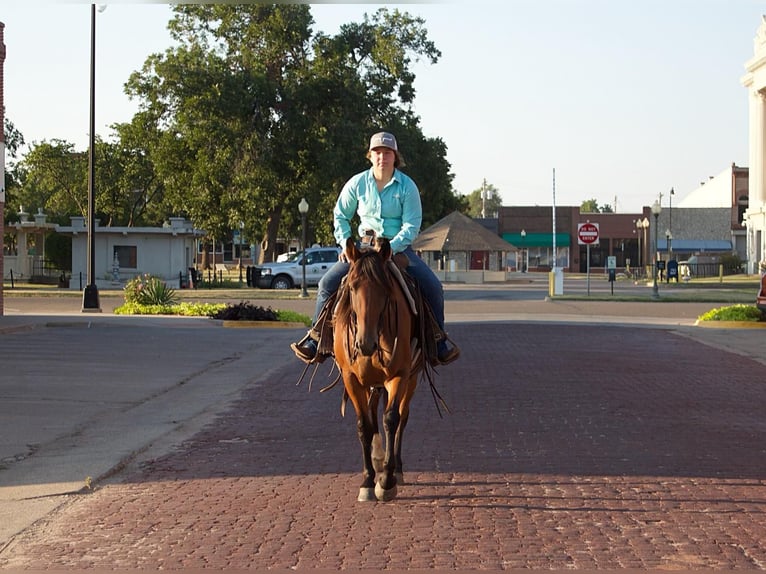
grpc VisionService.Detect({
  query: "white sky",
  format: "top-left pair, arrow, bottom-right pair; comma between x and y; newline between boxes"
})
2,1 -> 766,213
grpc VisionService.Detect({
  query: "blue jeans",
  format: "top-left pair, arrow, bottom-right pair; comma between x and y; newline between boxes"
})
313,246 -> 445,330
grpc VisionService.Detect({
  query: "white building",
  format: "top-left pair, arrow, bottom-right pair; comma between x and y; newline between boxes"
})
742,16 -> 766,274
673,163 -> 749,261
57,216 -> 204,290
3,207 -> 59,283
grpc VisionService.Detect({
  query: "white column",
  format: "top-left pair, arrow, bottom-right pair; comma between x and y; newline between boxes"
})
752,90 -> 766,205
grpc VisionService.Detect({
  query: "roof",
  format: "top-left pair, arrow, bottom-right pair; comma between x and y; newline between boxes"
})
413,211 -> 517,252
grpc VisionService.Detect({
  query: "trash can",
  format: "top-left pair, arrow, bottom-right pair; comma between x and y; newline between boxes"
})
667,260 -> 678,283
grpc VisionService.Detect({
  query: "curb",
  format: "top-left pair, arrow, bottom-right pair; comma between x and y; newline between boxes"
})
693,319 -> 766,329
221,320 -> 306,329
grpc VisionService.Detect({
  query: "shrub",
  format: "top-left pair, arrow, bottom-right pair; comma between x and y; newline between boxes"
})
124,274 -> 178,306
697,304 -> 765,322
211,302 -> 279,321
114,301 -> 227,316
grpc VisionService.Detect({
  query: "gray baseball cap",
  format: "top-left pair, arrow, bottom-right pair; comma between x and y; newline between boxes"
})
369,132 -> 398,151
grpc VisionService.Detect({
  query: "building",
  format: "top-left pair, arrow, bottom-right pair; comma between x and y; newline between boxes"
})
3,207 -> 60,283
499,206 -> 656,275
56,216 -> 204,290
742,16 -> 766,274
670,163 -> 747,261
413,211 -> 516,282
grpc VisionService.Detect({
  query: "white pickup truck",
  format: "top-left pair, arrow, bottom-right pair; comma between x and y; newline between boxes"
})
255,246 -> 341,289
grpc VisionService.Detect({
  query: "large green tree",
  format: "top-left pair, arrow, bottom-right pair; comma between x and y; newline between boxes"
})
13,140 -> 87,221
124,4 -> 453,262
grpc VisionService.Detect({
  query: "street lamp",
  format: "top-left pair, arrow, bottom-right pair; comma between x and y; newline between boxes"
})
238,221 -> 244,284
669,187 -> 674,260
520,229 -> 526,272
651,201 -> 661,299
641,217 -> 649,277
635,219 -> 642,270
298,198 -> 309,298
82,3 -> 106,313
665,229 -> 673,263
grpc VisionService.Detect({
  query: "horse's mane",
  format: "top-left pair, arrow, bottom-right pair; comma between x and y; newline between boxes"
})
335,248 -> 393,326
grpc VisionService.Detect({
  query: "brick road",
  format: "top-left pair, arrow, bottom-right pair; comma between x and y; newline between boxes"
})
2,321 -> 766,570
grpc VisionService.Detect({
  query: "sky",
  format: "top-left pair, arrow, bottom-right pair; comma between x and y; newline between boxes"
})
2,0 -> 766,214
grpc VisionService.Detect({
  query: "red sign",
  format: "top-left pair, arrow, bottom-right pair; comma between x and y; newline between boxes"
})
577,222 -> 599,245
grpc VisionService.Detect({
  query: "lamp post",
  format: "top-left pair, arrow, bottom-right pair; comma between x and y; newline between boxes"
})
298,198 -> 309,298
651,201 -> 661,299
641,217 -> 649,277
82,4 -> 106,312
635,219 -> 642,270
520,229 -> 526,272
665,229 -> 672,263
238,221 -> 244,284
669,187 -> 674,260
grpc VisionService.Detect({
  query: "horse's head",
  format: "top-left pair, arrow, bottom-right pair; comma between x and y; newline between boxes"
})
342,236 -> 393,357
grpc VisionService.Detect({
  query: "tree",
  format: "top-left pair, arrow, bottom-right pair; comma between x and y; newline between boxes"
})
465,180 -> 502,218
3,118 -> 26,218
124,5 -> 452,262
580,198 -> 613,213
14,140 -> 87,221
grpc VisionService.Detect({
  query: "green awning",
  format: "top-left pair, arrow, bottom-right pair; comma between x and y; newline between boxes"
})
503,232 -> 570,248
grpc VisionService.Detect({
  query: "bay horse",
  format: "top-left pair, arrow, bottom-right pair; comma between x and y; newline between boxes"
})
333,236 -> 422,502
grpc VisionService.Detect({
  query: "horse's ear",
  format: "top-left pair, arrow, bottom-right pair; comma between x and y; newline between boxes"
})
344,237 -> 359,262
377,238 -> 392,261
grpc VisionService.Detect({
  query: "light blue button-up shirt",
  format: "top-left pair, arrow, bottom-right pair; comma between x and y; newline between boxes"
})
333,167 -> 422,253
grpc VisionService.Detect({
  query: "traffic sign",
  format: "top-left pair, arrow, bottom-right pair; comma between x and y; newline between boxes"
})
577,222 -> 599,245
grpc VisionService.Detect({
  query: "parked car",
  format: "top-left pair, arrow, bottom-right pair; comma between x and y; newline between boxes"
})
255,246 -> 341,289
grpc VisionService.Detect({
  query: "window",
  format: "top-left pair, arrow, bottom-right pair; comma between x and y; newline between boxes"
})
114,245 -> 137,269
318,250 -> 339,263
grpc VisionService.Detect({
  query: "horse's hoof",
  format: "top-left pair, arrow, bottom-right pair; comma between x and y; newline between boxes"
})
375,482 -> 398,502
357,487 -> 376,502
395,471 -> 404,485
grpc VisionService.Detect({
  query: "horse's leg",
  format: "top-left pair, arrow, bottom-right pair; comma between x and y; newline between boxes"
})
374,382 -> 403,502
355,411 -> 378,502
393,374 -> 418,485
371,388 -> 385,474
393,408 -> 412,486
346,380 -> 377,502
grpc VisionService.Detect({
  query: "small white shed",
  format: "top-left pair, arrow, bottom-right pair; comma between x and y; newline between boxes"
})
57,216 -> 205,290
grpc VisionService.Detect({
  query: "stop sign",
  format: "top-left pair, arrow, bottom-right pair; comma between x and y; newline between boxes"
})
577,222 -> 599,245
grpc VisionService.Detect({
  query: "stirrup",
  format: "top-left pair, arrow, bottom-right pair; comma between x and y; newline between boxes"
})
291,332 -> 317,364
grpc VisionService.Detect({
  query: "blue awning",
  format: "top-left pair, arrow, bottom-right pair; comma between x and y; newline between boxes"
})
658,239 -> 731,252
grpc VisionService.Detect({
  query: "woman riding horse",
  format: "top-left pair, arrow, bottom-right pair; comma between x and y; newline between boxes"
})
291,131 -> 459,366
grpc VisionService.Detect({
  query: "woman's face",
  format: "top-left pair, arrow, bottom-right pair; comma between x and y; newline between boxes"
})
370,147 -> 396,170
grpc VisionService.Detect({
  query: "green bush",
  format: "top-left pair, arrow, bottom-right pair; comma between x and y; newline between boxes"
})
124,274 -> 178,306
211,302 -> 279,321
114,301 -> 227,316
697,304 -> 765,322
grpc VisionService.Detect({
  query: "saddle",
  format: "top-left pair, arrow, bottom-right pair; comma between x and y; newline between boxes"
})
305,253 -> 450,367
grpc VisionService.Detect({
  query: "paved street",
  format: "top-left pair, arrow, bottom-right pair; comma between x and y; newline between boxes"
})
1,289 -> 766,570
